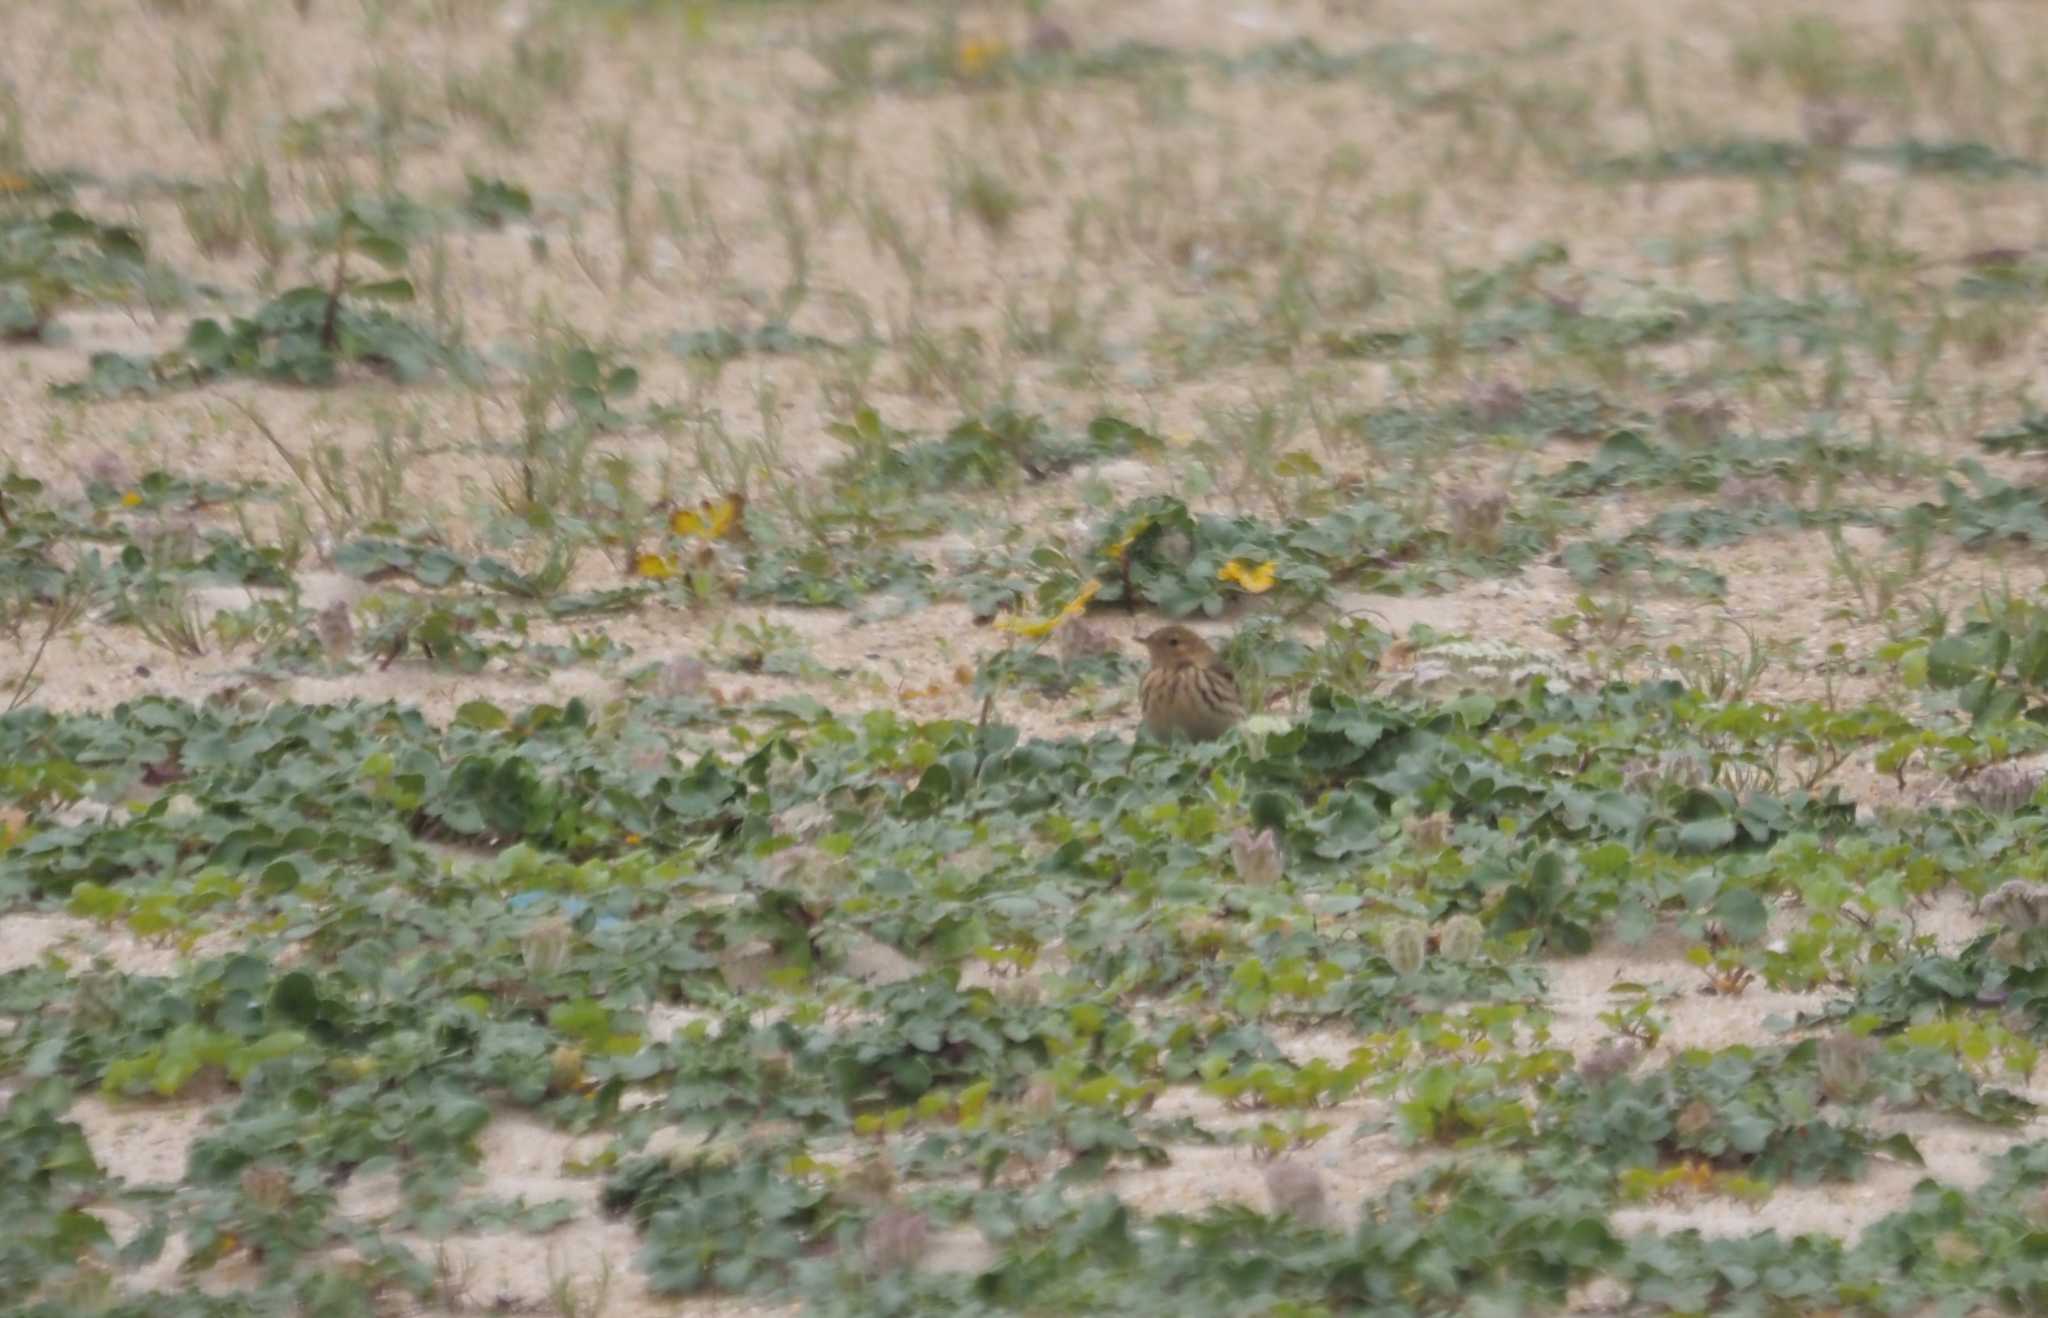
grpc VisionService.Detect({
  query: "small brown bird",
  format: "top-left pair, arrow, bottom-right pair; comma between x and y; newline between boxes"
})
1138,625 -> 1243,741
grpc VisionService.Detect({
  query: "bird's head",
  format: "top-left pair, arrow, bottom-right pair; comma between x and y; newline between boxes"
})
1139,624 -> 1213,666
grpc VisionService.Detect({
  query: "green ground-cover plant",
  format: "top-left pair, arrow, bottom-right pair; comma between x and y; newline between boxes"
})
1592,137 -> 2048,181
22,2 -> 2048,1312
0,209 -> 182,342
59,201 -> 456,396
0,610 -> 2042,1309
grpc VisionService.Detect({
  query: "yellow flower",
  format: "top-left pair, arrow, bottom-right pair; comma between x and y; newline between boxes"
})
957,35 -> 1005,78
635,552 -> 674,580
1102,517 -> 1152,562
671,495 -> 741,540
1219,559 -> 1277,593
995,579 -> 1100,638
120,490 -> 143,507
0,173 -> 29,195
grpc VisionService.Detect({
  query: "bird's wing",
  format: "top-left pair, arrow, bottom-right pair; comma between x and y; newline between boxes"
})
1203,659 -> 1245,709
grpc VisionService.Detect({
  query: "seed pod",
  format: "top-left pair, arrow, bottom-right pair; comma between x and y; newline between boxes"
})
1229,827 -> 1284,886
1176,915 -> 1231,956
1983,878 -> 2048,930
1443,484 -> 1510,553
844,1154 -> 896,1206
1403,812 -> 1450,852
549,1044 -> 585,1093
1438,914 -> 1484,962
239,1164 -> 294,1212
1960,763 -> 2043,816
1019,1074 -> 1058,1117
1383,919 -> 1428,977
522,915 -> 573,976
1816,1031 -> 1875,1103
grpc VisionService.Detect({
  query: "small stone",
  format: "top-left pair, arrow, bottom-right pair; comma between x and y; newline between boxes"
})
1059,620 -> 1115,665
1262,1159 -> 1331,1228
1577,1038 -> 1641,1084
314,600 -> 354,661
656,656 -> 709,699
862,1209 -> 930,1274
1717,475 -> 1785,510
1465,376 -> 1527,426
1663,395 -> 1733,446
85,451 -> 129,490
1800,97 -> 1868,149
1027,18 -> 1074,55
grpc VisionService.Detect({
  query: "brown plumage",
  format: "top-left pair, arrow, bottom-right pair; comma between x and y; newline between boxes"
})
1138,625 -> 1243,741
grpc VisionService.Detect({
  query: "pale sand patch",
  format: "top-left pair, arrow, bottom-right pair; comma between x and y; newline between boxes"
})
6,0 -> 2048,1303
1607,1100 -> 2048,1246
73,1092 -> 213,1188
0,912 -> 245,977
381,1116 -> 767,1318
0,912 -> 103,974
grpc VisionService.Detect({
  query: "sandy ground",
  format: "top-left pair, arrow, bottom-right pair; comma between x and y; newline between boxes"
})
9,0 -> 2048,1310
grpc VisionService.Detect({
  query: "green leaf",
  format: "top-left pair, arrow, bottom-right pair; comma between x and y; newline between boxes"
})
356,234 -> 409,269
1677,815 -> 1738,852
456,700 -> 509,731
1709,887 -> 1769,942
351,277 -> 416,302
